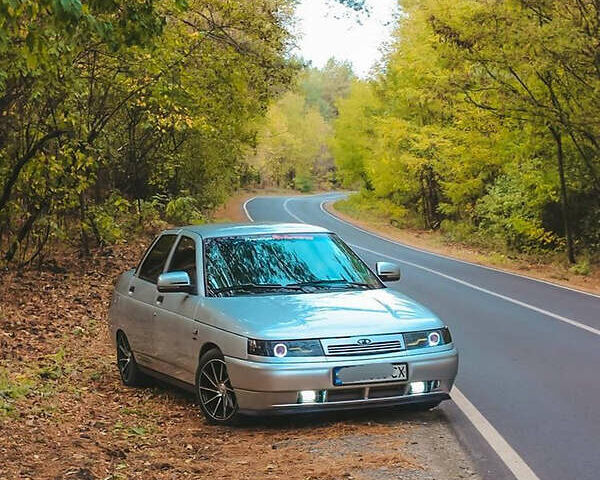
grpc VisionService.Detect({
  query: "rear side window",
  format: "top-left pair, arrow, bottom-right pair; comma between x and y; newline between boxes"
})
138,234 -> 177,283
167,236 -> 197,287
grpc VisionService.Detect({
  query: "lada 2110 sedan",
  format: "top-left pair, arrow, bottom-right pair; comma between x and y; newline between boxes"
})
108,223 -> 458,424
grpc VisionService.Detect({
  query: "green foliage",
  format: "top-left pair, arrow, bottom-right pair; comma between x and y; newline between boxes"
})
439,220 -> 478,245
336,191 -> 409,227
0,0 -> 296,265
330,80 -> 379,189
569,259 -> 590,276
294,174 -> 314,193
301,59 -> 354,120
37,348 -> 68,380
137,199 -> 168,231
332,0 -> 600,260
476,174 -> 561,252
85,193 -> 132,245
248,60 -> 354,190
165,196 -> 204,225
0,369 -> 33,416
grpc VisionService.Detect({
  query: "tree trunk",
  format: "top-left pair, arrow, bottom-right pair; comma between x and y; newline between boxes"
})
0,130 -> 68,212
79,193 -> 90,257
550,126 -> 576,264
4,205 -> 45,263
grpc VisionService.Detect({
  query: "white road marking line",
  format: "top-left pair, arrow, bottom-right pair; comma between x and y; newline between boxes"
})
319,200 -> 600,300
451,387 -> 541,480
246,195 -> 544,480
242,197 -> 256,222
283,197 -> 305,222
349,242 -> 600,337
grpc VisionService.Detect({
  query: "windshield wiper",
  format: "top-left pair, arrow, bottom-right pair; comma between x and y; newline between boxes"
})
287,279 -> 374,289
210,283 -> 303,296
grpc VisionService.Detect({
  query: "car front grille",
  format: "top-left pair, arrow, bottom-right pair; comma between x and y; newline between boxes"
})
322,334 -> 405,356
326,340 -> 403,356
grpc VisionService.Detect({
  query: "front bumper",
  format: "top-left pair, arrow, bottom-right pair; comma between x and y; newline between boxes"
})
226,347 -> 458,414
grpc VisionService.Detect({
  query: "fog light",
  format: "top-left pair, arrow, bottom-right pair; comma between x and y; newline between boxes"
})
298,390 -> 317,403
409,381 -> 426,394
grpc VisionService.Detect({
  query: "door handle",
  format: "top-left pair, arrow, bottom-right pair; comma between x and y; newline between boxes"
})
156,295 -> 164,304
128,285 -> 135,295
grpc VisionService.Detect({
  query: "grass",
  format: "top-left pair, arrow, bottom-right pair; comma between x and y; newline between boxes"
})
0,347 -> 76,418
0,368 -> 33,416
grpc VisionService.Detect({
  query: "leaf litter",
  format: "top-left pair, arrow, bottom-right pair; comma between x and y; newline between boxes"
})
0,239 -> 480,480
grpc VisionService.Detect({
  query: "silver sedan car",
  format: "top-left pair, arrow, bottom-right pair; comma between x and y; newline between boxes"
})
108,223 -> 458,424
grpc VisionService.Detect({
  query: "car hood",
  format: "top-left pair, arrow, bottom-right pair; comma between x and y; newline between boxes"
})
200,288 -> 442,340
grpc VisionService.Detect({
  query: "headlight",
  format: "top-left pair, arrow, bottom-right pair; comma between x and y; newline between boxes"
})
247,339 -> 324,357
404,327 -> 452,350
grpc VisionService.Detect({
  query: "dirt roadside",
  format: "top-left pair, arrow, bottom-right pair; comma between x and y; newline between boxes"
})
0,192 -> 481,480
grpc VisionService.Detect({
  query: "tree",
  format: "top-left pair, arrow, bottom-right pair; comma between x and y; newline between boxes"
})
248,58 -> 355,191
332,0 -> 600,261
0,0 -> 296,265
250,91 -> 330,189
301,58 -> 354,120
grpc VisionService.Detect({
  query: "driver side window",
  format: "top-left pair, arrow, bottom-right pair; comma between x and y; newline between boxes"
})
167,236 -> 197,288
138,234 -> 177,284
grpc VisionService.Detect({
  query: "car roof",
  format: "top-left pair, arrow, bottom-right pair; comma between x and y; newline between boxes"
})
168,222 -> 332,238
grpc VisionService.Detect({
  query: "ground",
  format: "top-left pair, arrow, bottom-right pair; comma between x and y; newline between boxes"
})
0,193 -> 480,480
329,200 -> 600,296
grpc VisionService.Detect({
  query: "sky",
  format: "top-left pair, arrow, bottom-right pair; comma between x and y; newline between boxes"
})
294,0 -> 399,77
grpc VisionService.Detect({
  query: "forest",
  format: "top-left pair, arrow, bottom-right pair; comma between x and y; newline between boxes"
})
0,0 -> 299,267
333,0 -> 600,269
2,0 -> 600,270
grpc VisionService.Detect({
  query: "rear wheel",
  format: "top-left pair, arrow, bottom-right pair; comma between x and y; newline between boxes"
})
116,331 -> 146,386
196,349 -> 239,425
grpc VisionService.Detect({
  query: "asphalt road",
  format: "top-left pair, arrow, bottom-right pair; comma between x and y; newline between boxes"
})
245,193 -> 600,480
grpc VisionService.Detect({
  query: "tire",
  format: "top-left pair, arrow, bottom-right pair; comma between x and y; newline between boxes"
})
116,331 -> 146,386
196,348 -> 239,425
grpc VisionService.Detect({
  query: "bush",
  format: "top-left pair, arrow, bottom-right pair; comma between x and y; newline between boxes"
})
440,220 -> 477,243
475,175 -> 561,253
136,199 -> 168,232
336,191 -> 409,226
165,196 -> 205,225
569,259 -> 590,276
85,193 -> 132,245
294,174 -> 314,193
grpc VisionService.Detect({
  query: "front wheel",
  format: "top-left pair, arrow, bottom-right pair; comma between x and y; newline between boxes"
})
196,349 -> 239,425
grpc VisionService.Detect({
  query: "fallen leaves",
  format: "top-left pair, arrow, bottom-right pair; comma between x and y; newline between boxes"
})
0,239 -> 423,480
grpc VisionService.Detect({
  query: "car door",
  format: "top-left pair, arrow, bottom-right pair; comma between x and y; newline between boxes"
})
125,233 -> 178,369
152,234 -> 202,384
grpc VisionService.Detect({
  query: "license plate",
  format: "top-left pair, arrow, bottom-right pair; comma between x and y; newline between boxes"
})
333,363 -> 408,386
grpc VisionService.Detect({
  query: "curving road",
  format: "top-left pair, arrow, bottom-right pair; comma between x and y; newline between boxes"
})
244,193 -> 600,480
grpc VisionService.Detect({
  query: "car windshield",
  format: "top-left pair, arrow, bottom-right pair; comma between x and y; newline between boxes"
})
203,233 -> 383,297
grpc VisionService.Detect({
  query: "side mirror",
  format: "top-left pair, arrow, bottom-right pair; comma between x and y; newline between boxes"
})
157,271 -> 192,293
376,261 -> 401,282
